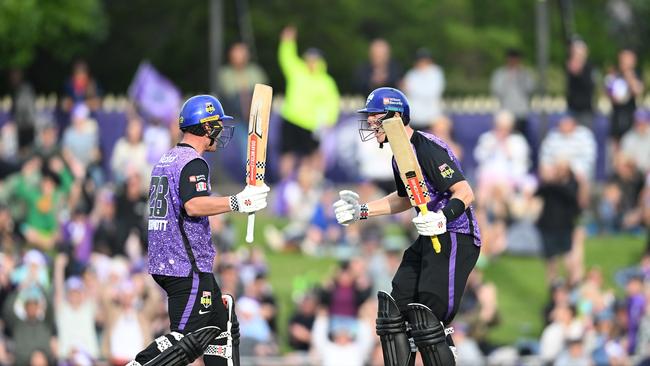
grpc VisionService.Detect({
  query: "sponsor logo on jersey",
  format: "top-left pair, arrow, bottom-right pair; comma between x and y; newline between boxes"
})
200,291 -> 212,308
189,175 -> 206,183
196,182 -> 208,192
159,153 -> 178,164
438,163 -> 455,179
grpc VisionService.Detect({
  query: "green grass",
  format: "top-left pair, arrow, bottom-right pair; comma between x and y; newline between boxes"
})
231,214 -> 646,349
483,235 -> 646,345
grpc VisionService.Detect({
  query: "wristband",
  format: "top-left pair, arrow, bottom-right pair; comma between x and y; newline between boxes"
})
442,198 -> 465,221
229,196 -> 239,212
360,203 -> 369,220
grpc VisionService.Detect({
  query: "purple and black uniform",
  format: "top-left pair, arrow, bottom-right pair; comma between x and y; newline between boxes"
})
144,143 -> 228,351
390,131 -> 481,324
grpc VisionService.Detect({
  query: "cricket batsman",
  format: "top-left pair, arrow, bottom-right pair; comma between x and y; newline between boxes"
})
128,95 -> 269,366
333,87 -> 481,365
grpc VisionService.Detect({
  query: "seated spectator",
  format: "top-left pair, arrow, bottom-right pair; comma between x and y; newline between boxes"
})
2,286 -> 56,366
621,108 -> 650,172
539,304 -> 583,363
237,295 -> 278,358
597,153 -> 644,234
110,117 -> 150,186
288,292 -> 318,353
452,321 -> 486,366
554,335 -> 591,366
474,110 -> 530,194
62,103 -> 100,171
431,115 -> 463,161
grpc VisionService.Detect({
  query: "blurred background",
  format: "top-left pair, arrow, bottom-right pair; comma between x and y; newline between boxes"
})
1,0 -> 650,365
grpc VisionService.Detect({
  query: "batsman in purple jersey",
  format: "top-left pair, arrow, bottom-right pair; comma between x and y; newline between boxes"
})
333,87 -> 480,366
128,95 -> 269,366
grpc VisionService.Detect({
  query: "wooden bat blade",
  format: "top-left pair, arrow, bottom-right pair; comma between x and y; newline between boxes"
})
382,117 -> 430,207
246,84 -> 273,187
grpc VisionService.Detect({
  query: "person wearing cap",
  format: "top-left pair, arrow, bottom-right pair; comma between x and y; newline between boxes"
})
403,47 -> 445,130
277,25 -> 340,179
621,108 -> 650,172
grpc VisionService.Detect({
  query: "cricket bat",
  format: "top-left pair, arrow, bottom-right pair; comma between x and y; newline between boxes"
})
382,117 -> 442,253
245,84 -> 273,243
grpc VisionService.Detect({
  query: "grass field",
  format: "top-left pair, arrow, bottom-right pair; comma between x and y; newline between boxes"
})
233,215 -> 646,349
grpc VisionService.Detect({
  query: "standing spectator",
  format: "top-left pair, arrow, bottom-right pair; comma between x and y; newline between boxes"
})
403,48 -> 445,130
278,25 -> 340,177
490,48 -> 536,138
565,38 -> 596,128
353,38 -> 403,96
319,261 -> 371,322
62,60 -> 102,113
218,42 -> 268,121
474,110 -> 531,194
605,48 -> 644,145
625,274 -> 646,355
536,161 -> 581,285
311,309 -> 374,366
53,254 -> 99,361
114,174 -> 147,258
8,68 -> 37,157
61,103 -> 100,171
621,108 -> 650,173
110,117 -> 150,186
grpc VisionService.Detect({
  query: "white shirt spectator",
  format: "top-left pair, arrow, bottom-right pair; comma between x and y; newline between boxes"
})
474,110 -> 530,187
621,112 -> 650,172
404,50 -> 445,129
56,300 -> 99,359
311,315 -> 373,366
490,51 -> 536,119
110,117 -> 150,185
539,115 -> 597,179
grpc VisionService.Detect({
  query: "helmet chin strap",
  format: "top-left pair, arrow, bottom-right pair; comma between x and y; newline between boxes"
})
377,111 -> 396,149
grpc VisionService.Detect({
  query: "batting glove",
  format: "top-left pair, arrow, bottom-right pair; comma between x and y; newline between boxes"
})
333,190 -> 368,226
230,184 -> 270,213
412,210 -> 447,236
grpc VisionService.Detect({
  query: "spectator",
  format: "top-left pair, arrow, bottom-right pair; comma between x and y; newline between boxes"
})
565,38 -> 596,128
621,108 -> 650,172
278,25 -> 340,178
430,115 -> 463,161
597,153 -> 644,233
2,286 -> 56,366
53,254 -> 99,361
218,42 -> 268,121
536,161 -> 581,285
554,336 -> 591,366
539,304 -> 583,363
92,190 -> 120,256
59,206 -> 95,272
288,292 -> 318,353
114,173 -> 147,258
474,110 -> 530,194
319,261 -> 371,321
142,118 -> 172,167
61,103 -> 100,170
353,38 -> 403,96
605,48 -> 644,145
539,113 -> 596,180
237,295 -> 278,358
62,60 -> 102,113
8,68 -> 37,157
311,309 -> 374,366
403,48 -> 445,130
490,48 -> 536,138
110,117 -> 150,186
452,321 -> 486,366
625,274 -> 645,355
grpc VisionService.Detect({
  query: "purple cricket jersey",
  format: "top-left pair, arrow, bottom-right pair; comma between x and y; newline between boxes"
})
147,145 -> 215,276
393,131 -> 481,245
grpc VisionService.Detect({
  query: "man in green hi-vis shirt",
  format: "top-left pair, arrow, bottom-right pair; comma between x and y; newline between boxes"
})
277,25 -> 340,179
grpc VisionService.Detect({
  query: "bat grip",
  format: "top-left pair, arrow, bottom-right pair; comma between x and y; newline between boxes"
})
418,204 -> 441,253
246,213 -> 255,243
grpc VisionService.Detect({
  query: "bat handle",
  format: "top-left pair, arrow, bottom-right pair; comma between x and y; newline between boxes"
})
419,204 -> 441,253
246,213 -> 255,244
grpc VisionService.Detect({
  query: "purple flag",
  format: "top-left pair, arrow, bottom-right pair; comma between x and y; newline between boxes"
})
128,62 -> 182,124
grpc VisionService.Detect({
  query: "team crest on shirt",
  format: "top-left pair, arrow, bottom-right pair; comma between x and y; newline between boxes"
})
438,163 -> 455,179
196,182 -> 208,192
205,102 -> 216,114
201,291 -> 212,308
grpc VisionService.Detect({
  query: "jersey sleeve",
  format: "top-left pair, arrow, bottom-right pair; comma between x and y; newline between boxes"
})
179,158 -> 210,204
392,159 -> 408,197
418,142 -> 465,193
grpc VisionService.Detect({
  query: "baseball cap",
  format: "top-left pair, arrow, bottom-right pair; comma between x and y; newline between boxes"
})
23,250 -> 46,267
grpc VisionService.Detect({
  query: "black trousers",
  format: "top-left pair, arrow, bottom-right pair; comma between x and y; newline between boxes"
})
391,232 -> 480,325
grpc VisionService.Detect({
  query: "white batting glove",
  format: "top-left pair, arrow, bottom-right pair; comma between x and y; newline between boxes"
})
333,190 -> 367,226
230,184 -> 270,213
412,210 -> 447,236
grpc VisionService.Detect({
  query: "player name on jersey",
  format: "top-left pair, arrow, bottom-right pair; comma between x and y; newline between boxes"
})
149,219 -> 168,231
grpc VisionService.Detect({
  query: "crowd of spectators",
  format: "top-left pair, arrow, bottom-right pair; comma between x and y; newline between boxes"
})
0,27 -> 649,366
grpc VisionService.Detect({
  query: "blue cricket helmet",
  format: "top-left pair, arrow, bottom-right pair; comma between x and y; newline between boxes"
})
178,95 -> 233,129
357,87 -> 410,124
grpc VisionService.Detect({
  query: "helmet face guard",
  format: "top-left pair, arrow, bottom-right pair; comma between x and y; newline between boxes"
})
206,120 -> 235,148
358,111 -> 395,142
